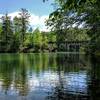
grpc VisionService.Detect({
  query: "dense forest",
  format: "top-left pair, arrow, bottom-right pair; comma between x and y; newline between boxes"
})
0,8 -> 90,53
0,0 -> 100,55
0,9 -> 56,52
45,0 -> 100,55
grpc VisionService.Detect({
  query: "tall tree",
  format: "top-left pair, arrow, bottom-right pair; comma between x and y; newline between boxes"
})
12,16 -> 22,51
19,8 -> 30,48
13,16 -> 21,34
0,13 -> 13,52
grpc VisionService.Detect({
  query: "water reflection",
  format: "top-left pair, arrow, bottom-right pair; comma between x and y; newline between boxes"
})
0,53 -> 99,100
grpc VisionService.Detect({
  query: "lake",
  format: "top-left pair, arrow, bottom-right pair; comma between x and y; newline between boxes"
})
0,53 -> 100,100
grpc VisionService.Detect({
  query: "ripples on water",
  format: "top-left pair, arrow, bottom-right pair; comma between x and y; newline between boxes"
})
0,53 -> 100,100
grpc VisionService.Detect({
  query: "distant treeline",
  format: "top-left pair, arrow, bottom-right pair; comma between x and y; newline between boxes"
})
0,8 -> 90,53
0,8 -> 56,52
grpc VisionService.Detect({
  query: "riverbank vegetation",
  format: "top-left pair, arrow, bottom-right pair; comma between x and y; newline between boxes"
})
0,8 -> 90,53
0,0 -> 100,54
45,0 -> 100,55
0,9 -> 56,52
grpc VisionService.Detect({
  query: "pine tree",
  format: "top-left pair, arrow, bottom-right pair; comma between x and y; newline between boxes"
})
19,8 -> 30,48
0,13 -> 14,52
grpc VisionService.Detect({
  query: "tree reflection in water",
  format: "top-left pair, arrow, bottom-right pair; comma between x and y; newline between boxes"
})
0,54 -> 29,96
46,53 -> 90,100
0,53 -> 100,100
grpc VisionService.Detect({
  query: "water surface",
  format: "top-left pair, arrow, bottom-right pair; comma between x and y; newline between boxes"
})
0,53 -> 100,100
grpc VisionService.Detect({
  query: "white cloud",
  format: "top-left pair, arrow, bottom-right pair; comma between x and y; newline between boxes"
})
0,14 -> 3,17
0,11 -> 50,32
9,11 -> 20,20
29,14 -> 49,31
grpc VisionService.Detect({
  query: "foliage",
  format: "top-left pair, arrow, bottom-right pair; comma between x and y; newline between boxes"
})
46,0 -> 100,54
0,3 -> 98,53
0,14 -> 14,52
47,31 -> 57,42
42,32 -> 48,50
19,8 -> 30,48
32,28 -> 43,51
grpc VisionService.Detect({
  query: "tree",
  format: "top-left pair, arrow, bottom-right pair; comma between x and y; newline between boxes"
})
19,8 -> 30,48
0,23 -> 2,33
12,16 -> 22,51
42,32 -> 48,50
46,0 -> 100,54
33,28 -> 43,51
48,31 -> 57,42
13,16 -> 21,34
0,13 -> 14,52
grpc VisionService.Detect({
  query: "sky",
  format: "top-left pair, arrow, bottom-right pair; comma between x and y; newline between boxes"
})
0,0 -> 54,31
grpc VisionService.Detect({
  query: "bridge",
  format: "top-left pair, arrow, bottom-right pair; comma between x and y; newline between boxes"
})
22,40 -> 93,52
48,40 -> 91,52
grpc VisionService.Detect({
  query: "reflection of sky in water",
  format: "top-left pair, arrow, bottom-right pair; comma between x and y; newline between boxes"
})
28,72 -> 59,92
0,71 -> 88,96
28,71 -> 88,95
0,53 -> 92,100
65,71 -> 88,95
